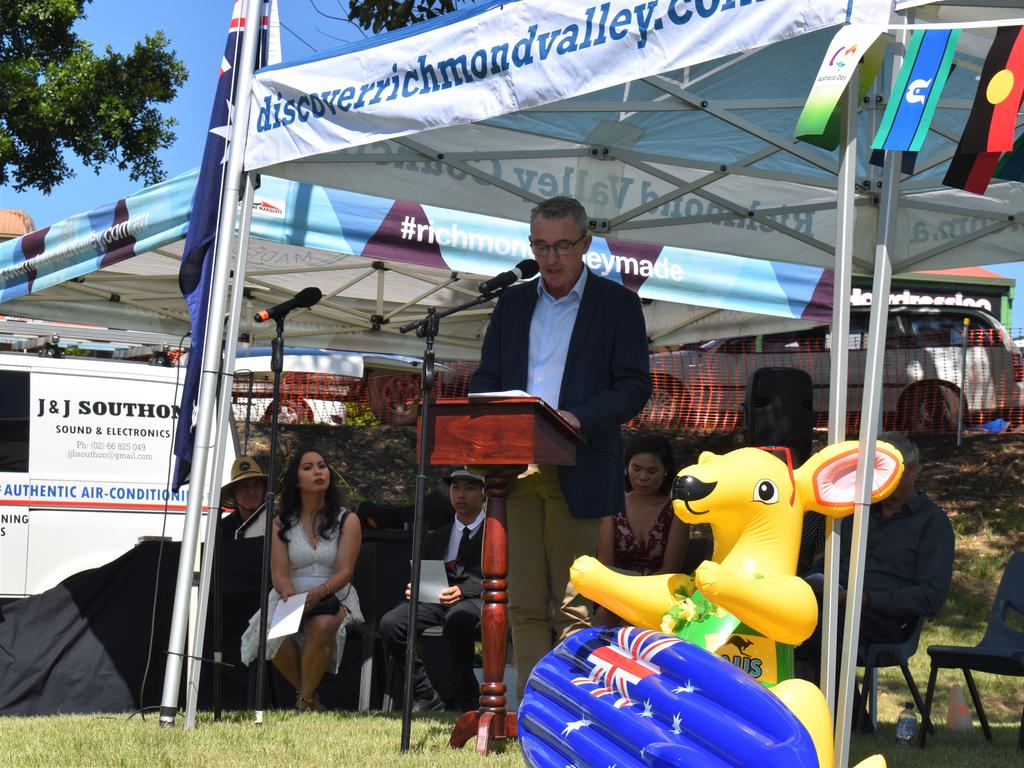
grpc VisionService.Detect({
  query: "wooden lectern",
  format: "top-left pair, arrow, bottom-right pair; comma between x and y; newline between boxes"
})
420,396 -> 580,755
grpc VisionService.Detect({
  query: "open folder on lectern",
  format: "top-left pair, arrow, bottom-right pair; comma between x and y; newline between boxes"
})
469,390 -> 534,399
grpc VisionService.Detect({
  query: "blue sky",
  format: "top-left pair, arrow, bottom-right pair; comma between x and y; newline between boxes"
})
0,0 -> 364,225
1,0 -> 1022,332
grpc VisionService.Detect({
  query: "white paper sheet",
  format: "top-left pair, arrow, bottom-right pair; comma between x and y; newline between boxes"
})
416,560 -> 450,604
468,389 -> 533,398
267,592 -> 307,639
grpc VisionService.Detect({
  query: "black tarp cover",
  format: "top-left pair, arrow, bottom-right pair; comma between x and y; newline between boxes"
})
0,533 -> 407,715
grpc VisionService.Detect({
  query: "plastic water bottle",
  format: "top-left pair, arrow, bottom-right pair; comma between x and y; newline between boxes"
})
895,701 -> 918,746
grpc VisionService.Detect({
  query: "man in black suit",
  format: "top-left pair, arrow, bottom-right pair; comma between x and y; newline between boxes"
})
379,468 -> 485,712
469,196 -> 651,698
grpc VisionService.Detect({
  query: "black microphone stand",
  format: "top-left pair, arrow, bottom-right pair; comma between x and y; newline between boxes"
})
253,316 -> 286,724
397,290 -> 504,752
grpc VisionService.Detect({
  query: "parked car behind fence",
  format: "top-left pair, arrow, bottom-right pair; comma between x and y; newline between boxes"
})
647,306 -> 1024,433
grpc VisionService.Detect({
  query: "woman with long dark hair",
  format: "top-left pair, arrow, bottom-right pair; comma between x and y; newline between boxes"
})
594,434 -> 690,625
241,447 -> 362,710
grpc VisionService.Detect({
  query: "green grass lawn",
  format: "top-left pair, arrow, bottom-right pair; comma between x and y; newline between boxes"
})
842,598 -> 1023,766
0,610 -> 1019,768
872,621 -> 1023,726
0,703 -> 1019,768
2,601 -> 1020,768
4,434 -> 1019,767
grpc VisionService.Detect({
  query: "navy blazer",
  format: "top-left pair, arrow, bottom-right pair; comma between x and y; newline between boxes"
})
469,269 -> 651,519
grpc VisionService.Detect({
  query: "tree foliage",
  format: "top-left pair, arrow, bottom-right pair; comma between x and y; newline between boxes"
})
0,0 -> 187,193
346,0 -> 461,33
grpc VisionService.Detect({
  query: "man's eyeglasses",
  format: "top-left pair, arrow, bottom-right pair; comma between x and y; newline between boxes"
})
528,233 -> 587,256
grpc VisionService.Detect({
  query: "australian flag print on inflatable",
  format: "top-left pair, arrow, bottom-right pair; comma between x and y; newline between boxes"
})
519,626 -> 818,768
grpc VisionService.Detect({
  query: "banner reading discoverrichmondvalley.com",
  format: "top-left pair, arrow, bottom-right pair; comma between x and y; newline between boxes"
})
244,0 -> 892,170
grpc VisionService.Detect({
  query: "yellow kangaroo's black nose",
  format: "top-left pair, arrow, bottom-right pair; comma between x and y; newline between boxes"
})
672,475 -> 717,502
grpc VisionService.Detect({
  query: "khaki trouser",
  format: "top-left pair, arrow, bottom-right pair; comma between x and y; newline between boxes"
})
506,465 -> 601,700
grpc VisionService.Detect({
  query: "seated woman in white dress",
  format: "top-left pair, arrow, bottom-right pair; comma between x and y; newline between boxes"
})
241,447 -> 363,711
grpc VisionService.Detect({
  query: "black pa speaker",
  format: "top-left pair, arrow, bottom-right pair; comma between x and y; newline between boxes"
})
743,367 -> 814,467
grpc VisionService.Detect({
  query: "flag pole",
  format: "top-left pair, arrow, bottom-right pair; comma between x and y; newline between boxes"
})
183,174 -> 258,729
159,0 -> 264,728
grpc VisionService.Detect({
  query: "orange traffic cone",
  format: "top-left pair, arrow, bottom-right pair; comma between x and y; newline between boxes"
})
946,683 -> 974,732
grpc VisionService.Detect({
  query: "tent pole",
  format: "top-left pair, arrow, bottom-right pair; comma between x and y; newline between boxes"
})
821,68 -> 859,715
834,54 -> 906,768
183,175 -> 258,728
834,154 -> 898,766
158,0 -> 263,728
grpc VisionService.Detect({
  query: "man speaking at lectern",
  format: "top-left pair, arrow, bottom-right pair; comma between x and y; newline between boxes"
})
469,195 -> 651,698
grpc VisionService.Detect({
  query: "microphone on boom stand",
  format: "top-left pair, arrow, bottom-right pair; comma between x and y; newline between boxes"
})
253,286 -> 322,323
394,260 -> 538,750
252,285 -> 321,725
478,259 -> 539,295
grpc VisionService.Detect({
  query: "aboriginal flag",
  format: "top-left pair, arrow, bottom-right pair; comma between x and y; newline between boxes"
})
943,144 -> 1002,194
944,25 -> 1024,194
872,29 -> 959,152
960,25 -> 1024,153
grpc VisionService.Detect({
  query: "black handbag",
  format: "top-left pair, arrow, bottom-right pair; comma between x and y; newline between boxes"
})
306,594 -> 341,617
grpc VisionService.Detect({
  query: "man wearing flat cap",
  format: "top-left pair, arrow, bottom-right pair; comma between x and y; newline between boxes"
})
380,467 -> 486,713
220,456 -> 269,540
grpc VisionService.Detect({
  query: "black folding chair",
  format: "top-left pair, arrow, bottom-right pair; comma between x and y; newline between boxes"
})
919,552 -> 1024,750
856,614 -> 932,735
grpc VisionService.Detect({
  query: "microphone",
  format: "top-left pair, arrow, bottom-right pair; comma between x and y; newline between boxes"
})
478,259 -> 540,294
253,286 -> 323,323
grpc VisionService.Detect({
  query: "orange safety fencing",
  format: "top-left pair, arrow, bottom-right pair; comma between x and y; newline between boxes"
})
231,329 -> 1024,435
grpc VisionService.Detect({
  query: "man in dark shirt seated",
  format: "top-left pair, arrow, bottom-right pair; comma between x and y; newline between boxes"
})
798,431 -> 955,684
379,468 -> 485,713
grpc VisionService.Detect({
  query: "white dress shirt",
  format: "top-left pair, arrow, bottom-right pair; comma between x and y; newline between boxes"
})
444,508 -> 486,562
526,267 -> 587,408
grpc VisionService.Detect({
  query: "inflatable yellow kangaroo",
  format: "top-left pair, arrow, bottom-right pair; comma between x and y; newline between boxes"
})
571,441 -> 903,768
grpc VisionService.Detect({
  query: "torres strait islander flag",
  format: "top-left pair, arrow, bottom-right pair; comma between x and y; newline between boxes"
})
871,29 -> 960,152
944,25 -> 1024,195
173,0 -> 277,490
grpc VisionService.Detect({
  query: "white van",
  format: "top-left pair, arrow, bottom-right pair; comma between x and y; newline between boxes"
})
0,352 -> 234,599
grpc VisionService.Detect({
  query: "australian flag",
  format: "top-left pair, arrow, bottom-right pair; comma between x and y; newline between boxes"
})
173,0 -> 275,490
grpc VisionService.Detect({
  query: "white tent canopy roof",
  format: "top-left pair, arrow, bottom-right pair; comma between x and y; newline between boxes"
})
1,170 -> 832,359
245,0 -> 1024,276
